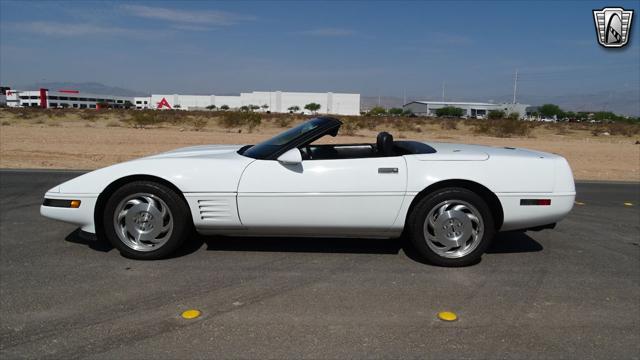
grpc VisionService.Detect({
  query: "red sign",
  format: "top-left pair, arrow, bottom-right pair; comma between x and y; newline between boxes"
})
39,88 -> 48,108
156,97 -> 172,109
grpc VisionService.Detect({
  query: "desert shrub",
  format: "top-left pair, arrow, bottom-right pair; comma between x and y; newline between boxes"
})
342,121 -> 358,136
554,125 -> 572,135
487,110 -> 505,120
473,119 -> 530,137
388,108 -> 404,116
391,118 -> 425,132
473,120 -> 492,135
344,116 -> 378,131
219,112 -> 261,131
127,111 -> 162,127
191,118 -> 208,131
606,122 -> 640,137
507,112 -> 520,120
276,117 -> 293,128
1,120 -> 11,126
106,120 -> 121,127
81,110 -> 98,121
368,106 -> 387,116
156,110 -> 190,125
34,118 -> 45,124
6,108 -> 38,120
435,106 -> 464,118
440,120 -> 458,130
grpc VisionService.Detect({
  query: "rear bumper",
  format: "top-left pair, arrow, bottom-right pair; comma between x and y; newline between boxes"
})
40,192 -> 98,233
498,192 -> 575,231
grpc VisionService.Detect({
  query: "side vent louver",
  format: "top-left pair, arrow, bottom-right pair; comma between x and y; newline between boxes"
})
198,199 -> 232,221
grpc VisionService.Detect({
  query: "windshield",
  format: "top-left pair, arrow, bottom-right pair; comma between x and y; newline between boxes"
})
241,118 -> 327,159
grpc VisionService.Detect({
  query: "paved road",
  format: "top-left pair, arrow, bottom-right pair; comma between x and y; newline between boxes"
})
1,170 -> 638,359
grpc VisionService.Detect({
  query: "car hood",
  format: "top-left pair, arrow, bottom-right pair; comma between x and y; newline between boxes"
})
144,144 -> 246,160
54,144 -> 254,194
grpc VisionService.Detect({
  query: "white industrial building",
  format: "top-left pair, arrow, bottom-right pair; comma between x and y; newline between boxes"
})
5,89 -> 134,109
403,101 -> 530,119
4,88 -> 360,116
143,91 -> 360,115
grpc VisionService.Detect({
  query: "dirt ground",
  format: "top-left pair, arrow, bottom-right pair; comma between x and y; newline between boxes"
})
1,114 -> 639,182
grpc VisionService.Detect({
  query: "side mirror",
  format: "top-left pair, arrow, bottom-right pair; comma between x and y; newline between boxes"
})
277,148 -> 302,165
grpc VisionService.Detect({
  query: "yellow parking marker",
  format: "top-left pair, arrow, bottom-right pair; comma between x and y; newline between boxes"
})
624,202 -> 634,206
574,201 -> 585,206
181,309 -> 201,319
437,311 -> 458,322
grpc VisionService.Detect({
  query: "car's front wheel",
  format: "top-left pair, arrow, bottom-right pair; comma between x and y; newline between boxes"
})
407,187 -> 495,266
102,181 -> 191,260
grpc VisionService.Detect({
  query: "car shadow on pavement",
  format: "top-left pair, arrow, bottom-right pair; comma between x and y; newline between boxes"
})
487,231 -> 544,254
65,228 -> 113,252
201,235 -> 403,255
64,228 -> 544,262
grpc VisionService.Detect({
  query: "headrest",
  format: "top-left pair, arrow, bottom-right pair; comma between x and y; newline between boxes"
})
376,132 -> 394,156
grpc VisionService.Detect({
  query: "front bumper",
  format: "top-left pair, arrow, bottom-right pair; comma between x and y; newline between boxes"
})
40,192 -> 98,233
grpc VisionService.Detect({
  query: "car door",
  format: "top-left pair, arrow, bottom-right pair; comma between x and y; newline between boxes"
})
236,155 -> 408,236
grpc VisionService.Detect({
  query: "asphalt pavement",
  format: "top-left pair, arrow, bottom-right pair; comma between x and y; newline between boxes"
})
0,170 -> 638,359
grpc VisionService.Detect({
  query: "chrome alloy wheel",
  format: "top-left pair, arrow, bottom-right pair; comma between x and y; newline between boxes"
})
113,193 -> 173,252
423,200 -> 484,259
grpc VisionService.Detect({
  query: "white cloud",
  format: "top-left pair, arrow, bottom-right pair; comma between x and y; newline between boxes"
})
2,21 -> 165,39
301,28 -> 355,37
121,4 -> 255,26
10,21 -> 128,36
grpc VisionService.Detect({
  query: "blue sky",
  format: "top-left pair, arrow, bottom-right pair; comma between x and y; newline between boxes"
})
1,0 -> 639,102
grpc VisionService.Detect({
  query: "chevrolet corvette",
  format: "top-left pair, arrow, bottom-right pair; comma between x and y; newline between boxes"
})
41,117 -> 575,266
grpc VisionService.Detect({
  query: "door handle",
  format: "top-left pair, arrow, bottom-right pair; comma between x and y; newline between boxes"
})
378,167 -> 399,174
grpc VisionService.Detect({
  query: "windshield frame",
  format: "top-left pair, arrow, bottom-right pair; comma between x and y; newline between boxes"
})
239,117 -> 342,160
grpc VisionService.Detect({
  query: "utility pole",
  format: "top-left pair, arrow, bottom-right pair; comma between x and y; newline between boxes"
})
403,88 -> 406,105
441,81 -> 445,102
512,69 -> 518,104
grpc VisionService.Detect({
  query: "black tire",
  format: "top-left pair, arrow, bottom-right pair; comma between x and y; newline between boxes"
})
407,187 -> 495,267
102,181 -> 192,260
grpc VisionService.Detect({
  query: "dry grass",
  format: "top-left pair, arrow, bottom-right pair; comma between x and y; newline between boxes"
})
472,119 -> 532,138
1,108 -> 639,181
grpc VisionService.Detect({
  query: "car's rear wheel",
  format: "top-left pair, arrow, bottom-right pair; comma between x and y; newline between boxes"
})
102,181 -> 191,260
407,187 -> 495,267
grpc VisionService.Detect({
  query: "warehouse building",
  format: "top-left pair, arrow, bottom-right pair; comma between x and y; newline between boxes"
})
5,88 -> 360,116
5,89 -> 133,109
403,101 -> 530,119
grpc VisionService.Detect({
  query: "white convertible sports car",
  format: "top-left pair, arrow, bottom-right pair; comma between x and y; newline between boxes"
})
41,117 -> 575,266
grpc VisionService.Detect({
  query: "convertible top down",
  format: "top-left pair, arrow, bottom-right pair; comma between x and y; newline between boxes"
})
41,117 -> 575,266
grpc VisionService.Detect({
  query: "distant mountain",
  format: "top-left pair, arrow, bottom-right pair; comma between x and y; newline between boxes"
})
362,90 -> 640,117
17,82 -> 148,97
